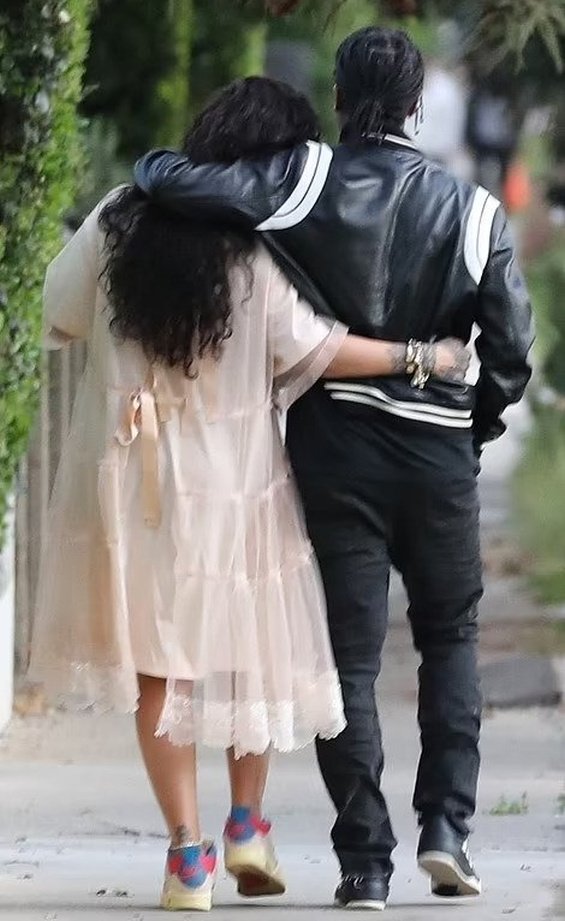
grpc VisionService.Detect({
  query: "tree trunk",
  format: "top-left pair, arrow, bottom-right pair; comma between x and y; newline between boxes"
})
265,0 -> 303,15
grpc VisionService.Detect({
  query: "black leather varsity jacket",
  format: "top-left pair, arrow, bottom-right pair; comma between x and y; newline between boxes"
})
135,134 -> 534,446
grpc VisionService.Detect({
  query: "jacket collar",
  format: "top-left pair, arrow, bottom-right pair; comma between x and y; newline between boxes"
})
339,123 -> 419,152
381,133 -> 419,151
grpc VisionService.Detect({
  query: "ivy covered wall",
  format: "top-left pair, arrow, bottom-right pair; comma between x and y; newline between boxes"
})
0,0 -> 93,546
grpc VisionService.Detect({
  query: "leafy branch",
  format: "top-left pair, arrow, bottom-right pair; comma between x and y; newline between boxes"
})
262,0 -> 565,71
474,0 -> 565,71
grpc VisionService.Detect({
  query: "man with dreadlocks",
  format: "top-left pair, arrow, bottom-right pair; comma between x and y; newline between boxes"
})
135,27 -> 533,911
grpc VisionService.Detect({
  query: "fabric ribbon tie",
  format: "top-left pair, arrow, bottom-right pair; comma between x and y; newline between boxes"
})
115,381 -> 161,529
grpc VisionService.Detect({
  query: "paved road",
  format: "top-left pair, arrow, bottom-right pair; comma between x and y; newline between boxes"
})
1,402 -> 564,920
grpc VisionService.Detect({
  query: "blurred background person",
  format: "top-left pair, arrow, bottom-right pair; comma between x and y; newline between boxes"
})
415,57 -> 473,180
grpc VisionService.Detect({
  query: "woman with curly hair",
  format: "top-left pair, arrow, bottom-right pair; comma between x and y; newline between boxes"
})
29,76 -> 466,911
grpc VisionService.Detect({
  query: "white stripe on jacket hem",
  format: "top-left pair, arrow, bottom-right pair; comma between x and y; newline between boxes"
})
324,383 -> 473,429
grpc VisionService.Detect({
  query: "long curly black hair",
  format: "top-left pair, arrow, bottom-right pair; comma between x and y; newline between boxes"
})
98,77 -> 320,376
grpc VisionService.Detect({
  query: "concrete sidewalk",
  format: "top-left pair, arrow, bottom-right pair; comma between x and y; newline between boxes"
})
1,700 -> 564,919
1,404 -> 564,919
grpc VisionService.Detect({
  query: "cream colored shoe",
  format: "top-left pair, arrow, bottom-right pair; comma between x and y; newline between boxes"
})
224,809 -> 286,897
161,841 -> 217,911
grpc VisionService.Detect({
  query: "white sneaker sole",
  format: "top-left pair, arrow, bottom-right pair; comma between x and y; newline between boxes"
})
225,841 -> 286,897
418,851 -> 481,897
334,897 -> 386,911
161,874 -> 214,911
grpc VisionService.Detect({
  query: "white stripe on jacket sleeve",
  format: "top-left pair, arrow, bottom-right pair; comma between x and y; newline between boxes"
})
257,142 -> 333,232
464,185 -> 500,285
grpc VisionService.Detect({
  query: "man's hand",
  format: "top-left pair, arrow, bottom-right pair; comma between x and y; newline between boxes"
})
433,338 -> 471,382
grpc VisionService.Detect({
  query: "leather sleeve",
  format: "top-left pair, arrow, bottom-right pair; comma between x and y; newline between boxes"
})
473,208 -> 534,449
133,146 -> 310,228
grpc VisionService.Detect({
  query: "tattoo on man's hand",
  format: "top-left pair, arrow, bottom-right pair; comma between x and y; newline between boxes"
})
448,342 -> 470,381
435,338 -> 471,382
388,343 -> 407,374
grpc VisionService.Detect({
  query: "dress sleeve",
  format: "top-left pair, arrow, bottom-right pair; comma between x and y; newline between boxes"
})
266,257 -> 348,411
43,203 -> 102,349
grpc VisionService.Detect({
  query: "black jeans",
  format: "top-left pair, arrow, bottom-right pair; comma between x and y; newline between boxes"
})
289,397 -> 483,878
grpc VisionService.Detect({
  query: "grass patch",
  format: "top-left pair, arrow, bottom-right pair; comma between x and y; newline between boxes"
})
512,408 -> 565,605
513,233 -> 565,604
489,793 -> 529,816
502,618 -> 565,657
549,619 -> 565,653
527,619 -> 565,656
531,574 -> 565,607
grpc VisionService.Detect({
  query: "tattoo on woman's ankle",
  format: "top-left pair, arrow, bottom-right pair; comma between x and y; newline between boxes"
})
172,824 -> 194,847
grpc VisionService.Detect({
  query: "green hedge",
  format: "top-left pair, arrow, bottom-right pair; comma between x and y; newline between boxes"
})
511,232 -> 565,604
83,0 -> 193,161
189,0 -> 266,122
526,234 -> 565,397
0,0 -> 92,547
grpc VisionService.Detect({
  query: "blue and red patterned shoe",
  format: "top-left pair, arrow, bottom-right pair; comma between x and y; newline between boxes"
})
161,840 -> 218,912
224,807 -> 286,897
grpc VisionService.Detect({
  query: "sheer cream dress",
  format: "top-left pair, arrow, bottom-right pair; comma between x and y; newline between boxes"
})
29,195 -> 348,756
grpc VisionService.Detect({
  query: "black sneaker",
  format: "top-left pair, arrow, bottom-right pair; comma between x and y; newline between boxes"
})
417,815 -> 481,897
334,874 -> 389,911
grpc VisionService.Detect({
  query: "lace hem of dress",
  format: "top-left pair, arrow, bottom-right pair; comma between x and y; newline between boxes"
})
157,673 -> 346,757
27,662 -> 346,757
27,661 -> 140,716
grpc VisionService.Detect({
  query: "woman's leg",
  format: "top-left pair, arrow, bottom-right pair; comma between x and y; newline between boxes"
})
224,748 -> 285,896
226,749 -> 270,813
136,673 -> 200,844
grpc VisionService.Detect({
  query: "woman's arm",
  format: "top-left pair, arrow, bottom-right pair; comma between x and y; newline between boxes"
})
323,335 -> 470,383
266,255 -> 471,412
42,200 -> 107,349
